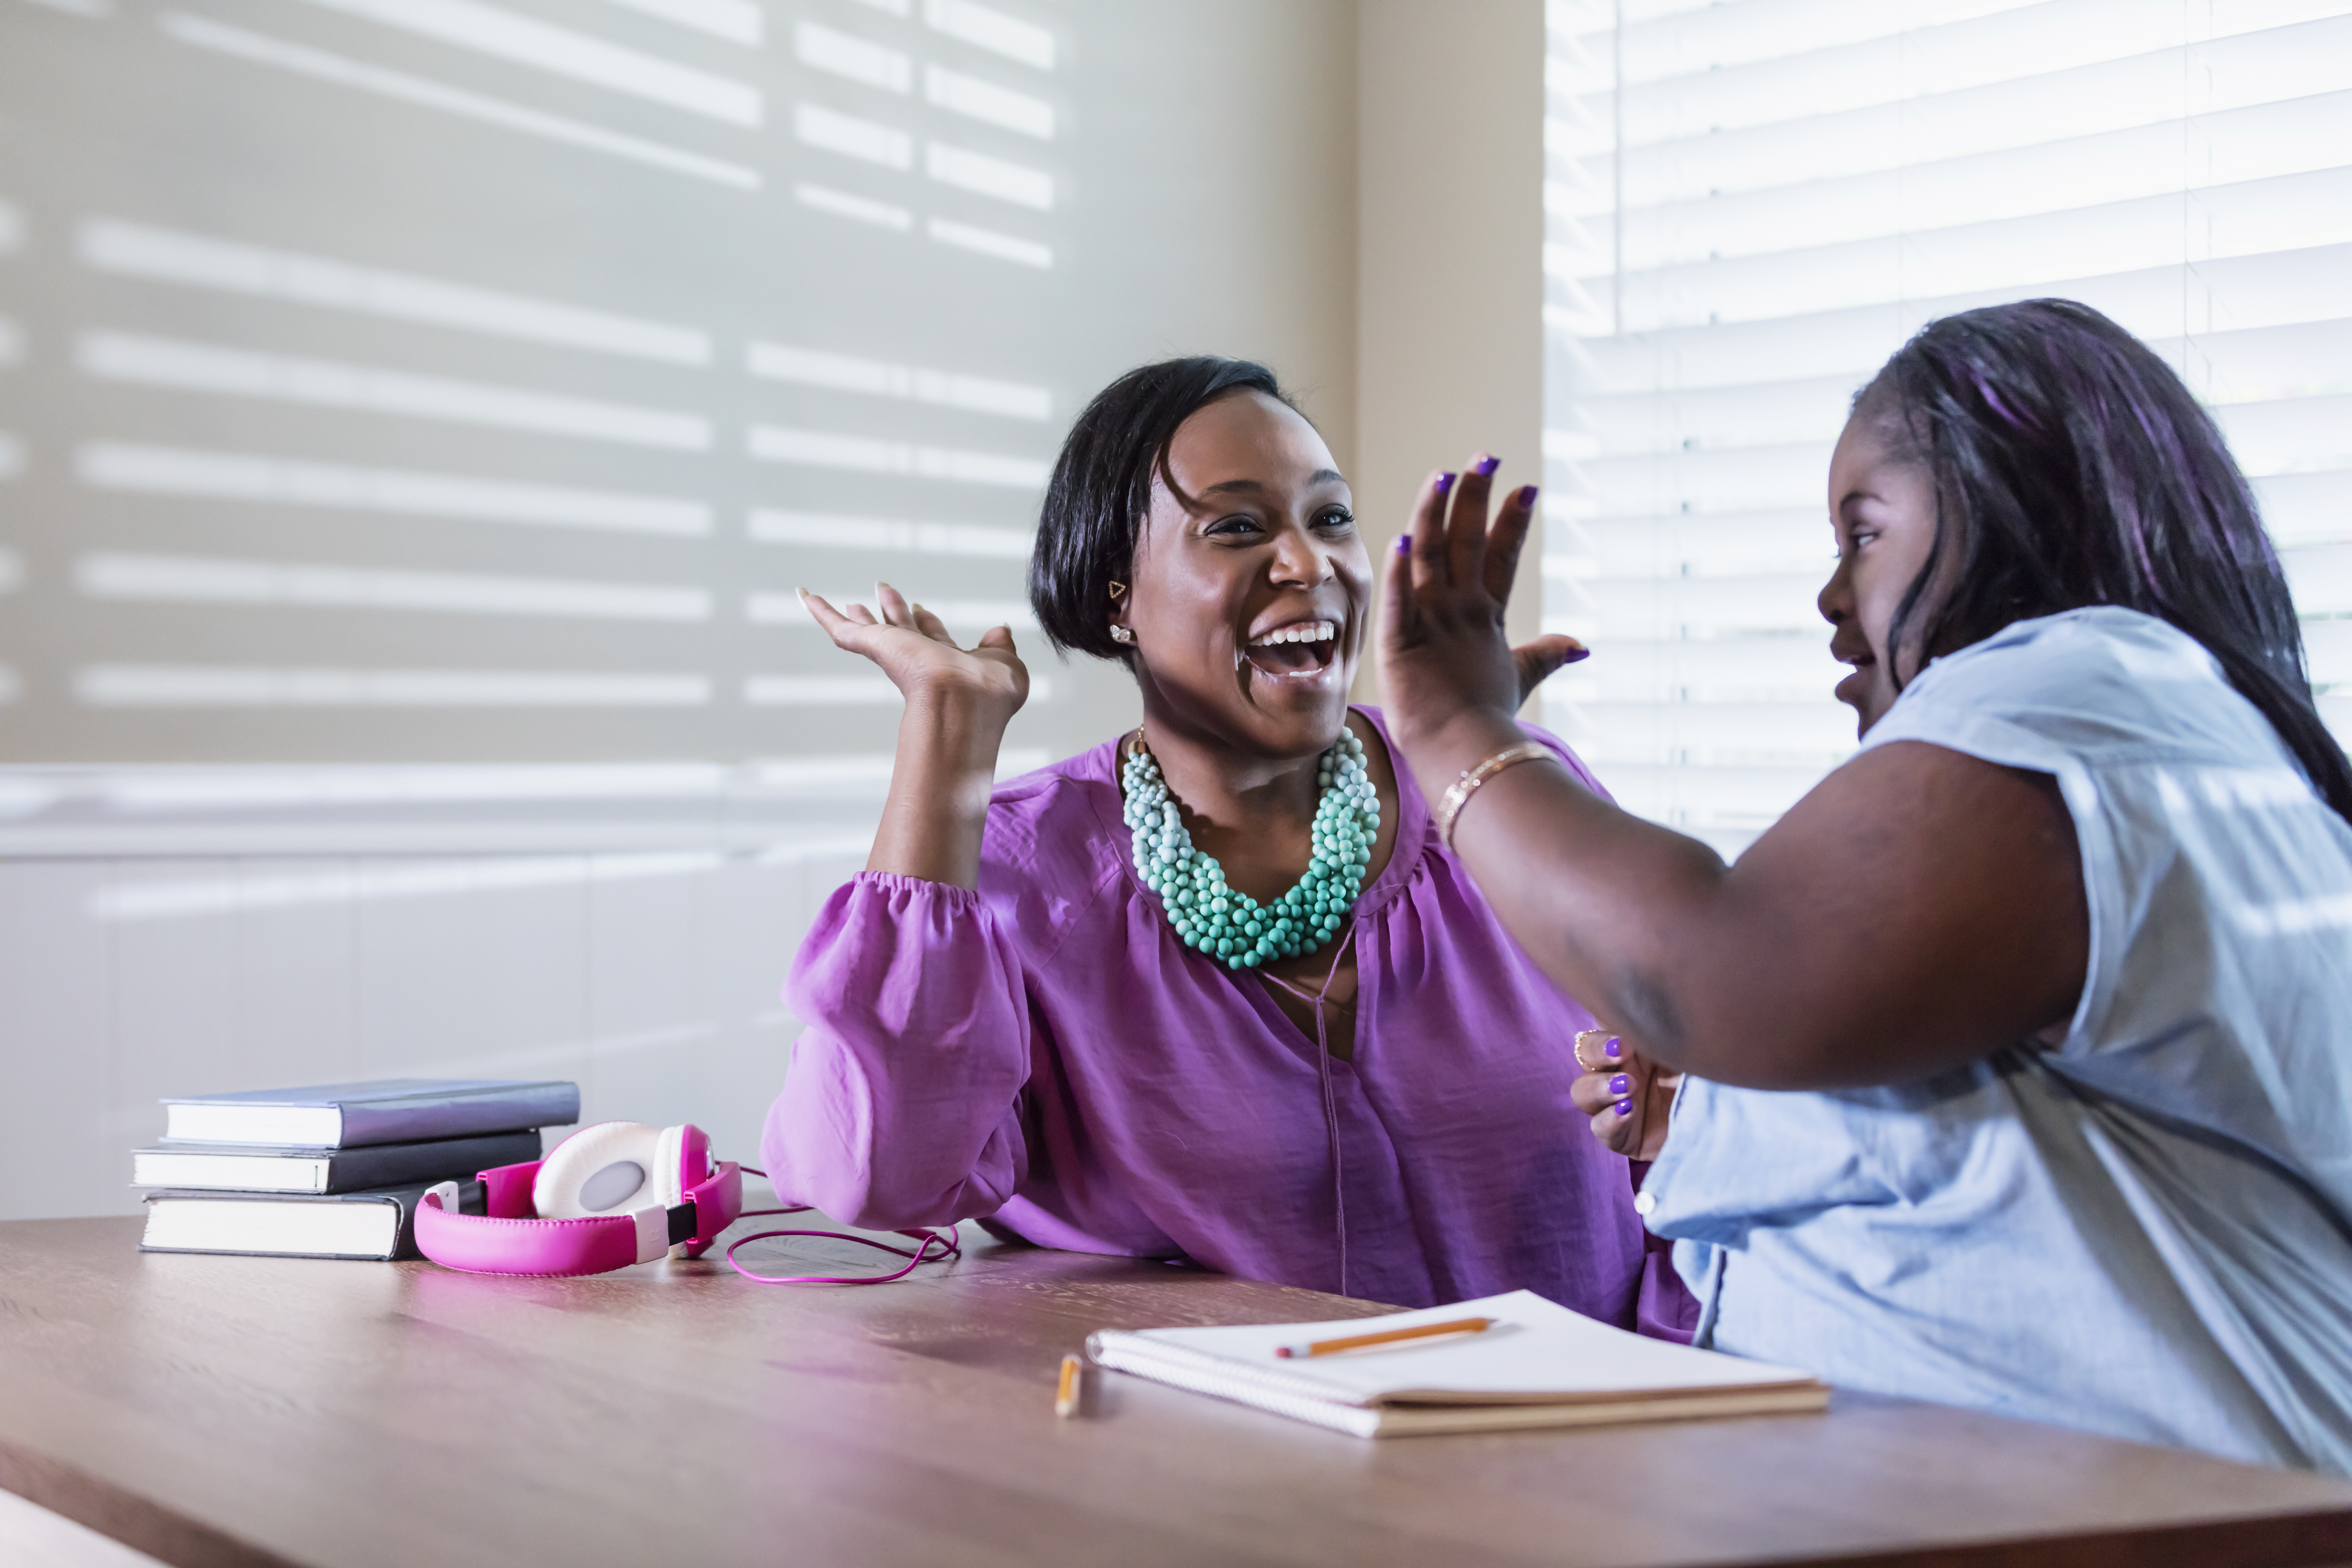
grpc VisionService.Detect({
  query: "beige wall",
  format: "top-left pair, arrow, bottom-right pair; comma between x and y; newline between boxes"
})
0,1 -> 1543,1221
1356,0 -> 1547,703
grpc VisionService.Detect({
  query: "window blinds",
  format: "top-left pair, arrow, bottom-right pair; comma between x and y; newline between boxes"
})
1540,0 -> 2352,858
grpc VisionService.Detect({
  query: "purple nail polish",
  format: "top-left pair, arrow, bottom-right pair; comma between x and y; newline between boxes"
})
1474,456 -> 1500,476
1565,646 -> 1591,664
1614,1098 -> 1634,1116
1609,1074 -> 1630,1096
1434,471 -> 1455,495
1605,1037 -> 1622,1059
1395,533 -> 1412,557
1516,484 -> 1540,507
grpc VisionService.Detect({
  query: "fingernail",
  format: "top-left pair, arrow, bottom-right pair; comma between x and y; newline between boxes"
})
1565,645 -> 1591,664
1606,1037 -> 1621,1059
1615,1098 -> 1634,1116
1516,485 -> 1540,507
1434,472 -> 1455,496
1609,1074 -> 1629,1096
1395,533 -> 1412,557
1474,456 -> 1501,476
794,586 -> 809,600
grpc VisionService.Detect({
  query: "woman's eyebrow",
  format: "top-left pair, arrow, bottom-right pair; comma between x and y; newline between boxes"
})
1197,469 -> 1347,498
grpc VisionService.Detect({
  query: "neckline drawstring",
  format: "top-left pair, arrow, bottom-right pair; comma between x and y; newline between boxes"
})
1262,926 -> 1358,1298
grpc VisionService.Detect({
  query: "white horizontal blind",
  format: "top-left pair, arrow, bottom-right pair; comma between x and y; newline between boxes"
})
1541,0 -> 2352,858
0,0 -> 1083,772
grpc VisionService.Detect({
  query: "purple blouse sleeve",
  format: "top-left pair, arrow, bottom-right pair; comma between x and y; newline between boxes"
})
761,872 -> 1031,1231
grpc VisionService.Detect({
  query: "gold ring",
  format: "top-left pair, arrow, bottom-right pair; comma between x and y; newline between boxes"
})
1574,1028 -> 1612,1074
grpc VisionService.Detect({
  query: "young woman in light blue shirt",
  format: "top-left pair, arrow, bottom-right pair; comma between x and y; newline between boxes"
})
1379,299 -> 2352,1473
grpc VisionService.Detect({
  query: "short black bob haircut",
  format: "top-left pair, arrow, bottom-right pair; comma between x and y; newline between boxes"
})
1029,356 -> 1297,667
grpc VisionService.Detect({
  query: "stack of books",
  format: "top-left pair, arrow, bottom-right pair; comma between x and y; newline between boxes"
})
134,1078 -> 580,1260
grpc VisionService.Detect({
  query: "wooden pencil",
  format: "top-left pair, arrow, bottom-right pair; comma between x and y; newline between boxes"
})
1273,1316 -> 1495,1359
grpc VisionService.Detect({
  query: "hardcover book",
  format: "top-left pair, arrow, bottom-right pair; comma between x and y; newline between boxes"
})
159,1079 -> 578,1149
139,1180 -> 484,1261
132,1128 -> 541,1194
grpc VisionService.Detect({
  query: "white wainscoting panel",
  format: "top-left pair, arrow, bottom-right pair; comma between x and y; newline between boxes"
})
0,861 -> 116,1220
0,767 -> 892,1220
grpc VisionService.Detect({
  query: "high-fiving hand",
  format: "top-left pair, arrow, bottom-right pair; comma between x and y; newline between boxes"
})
1379,456 -> 1585,747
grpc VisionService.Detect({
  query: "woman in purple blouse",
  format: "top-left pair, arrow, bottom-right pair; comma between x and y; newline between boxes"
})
768,357 -> 1687,1328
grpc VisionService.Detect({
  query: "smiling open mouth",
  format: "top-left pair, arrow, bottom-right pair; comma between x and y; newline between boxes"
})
1242,619 -> 1340,681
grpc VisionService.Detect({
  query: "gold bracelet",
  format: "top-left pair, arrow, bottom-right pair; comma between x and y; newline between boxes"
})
1436,741 -> 1552,851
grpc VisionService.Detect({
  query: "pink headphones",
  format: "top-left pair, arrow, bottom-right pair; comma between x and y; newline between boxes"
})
415,1120 -> 959,1284
415,1120 -> 743,1276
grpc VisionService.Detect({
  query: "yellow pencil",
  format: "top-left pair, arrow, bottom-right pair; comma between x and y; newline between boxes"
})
1273,1316 -> 1495,1359
1055,1353 -> 1083,1417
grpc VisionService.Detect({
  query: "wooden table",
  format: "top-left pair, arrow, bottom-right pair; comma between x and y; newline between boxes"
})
4,1217 -> 2352,1568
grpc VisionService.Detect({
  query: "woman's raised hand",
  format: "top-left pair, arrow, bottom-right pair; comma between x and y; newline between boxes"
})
800,583 -> 1029,728
804,584 -> 1028,890
1380,456 -> 1585,748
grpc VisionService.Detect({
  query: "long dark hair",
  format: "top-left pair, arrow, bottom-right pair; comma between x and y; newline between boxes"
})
1029,356 -> 1293,666
1863,299 -> 2352,823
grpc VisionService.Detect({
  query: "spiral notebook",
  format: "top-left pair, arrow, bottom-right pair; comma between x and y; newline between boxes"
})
1085,1289 -> 1829,1439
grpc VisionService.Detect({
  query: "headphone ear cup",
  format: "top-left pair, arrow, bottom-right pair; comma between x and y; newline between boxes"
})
654,1124 -> 710,1208
533,1121 -> 662,1219
654,1124 -> 685,1208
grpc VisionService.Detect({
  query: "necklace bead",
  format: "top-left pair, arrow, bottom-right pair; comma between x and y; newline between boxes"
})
1123,731 -> 1379,970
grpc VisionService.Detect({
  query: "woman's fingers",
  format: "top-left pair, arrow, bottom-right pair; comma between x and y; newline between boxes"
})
799,588 -> 848,633
1570,1066 -> 1644,1118
874,581 -> 917,630
1409,469 -> 1456,591
1573,1051 -> 1665,1159
975,623 -> 1017,654
1590,1103 -> 1643,1158
798,589 -> 878,650
1512,633 -> 1589,709
1447,454 -> 1500,591
909,601 -> 951,643
1483,483 -> 1540,605
1380,527 -> 1421,648
1577,1077 -> 1644,1157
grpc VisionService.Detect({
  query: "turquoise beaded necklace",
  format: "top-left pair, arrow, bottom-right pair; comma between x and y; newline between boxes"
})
1120,729 -> 1381,971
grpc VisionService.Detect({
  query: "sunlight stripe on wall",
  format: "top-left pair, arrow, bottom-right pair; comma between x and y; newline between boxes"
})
291,0 -> 763,126
78,443 -> 712,537
78,332 -> 712,449
80,219 -> 710,364
162,12 -> 760,189
745,424 -> 1046,485
75,665 -> 714,707
75,552 -> 712,621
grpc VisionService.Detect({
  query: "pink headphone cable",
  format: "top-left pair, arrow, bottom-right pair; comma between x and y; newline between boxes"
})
724,1167 -> 964,1285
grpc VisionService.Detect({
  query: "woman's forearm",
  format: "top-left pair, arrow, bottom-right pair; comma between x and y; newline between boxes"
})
1400,709 -> 2085,1090
1402,708 -> 1734,1068
865,691 -> 1007,890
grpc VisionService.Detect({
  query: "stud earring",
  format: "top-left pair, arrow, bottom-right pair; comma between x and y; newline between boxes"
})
1109,624 -> 1136,645
1107,581 -> 1129,600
